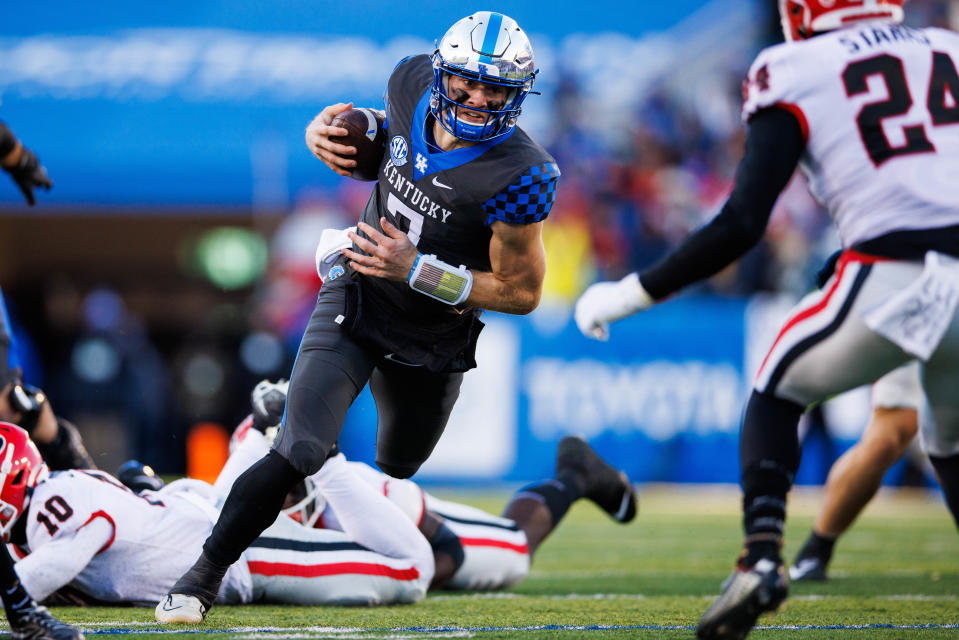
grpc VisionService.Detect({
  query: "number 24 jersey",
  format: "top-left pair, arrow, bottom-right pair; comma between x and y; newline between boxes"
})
742,22 -> 959,248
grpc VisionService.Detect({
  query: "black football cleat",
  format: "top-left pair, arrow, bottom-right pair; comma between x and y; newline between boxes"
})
556,436 -> 637,523
789,555 -> 828,582
9,603 -> 84,640
789,533 -> 831,581
697,557 -> 789,640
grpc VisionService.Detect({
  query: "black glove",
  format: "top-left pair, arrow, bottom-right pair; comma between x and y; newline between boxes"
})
5,147 -> 51,206
251,379 -> 289,432
7,379 -> 46,433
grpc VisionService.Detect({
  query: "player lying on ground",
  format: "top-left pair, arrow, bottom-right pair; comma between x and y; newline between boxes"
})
4,420 -> 434,608
5,380 -> 634,611
217,380 -> 637,593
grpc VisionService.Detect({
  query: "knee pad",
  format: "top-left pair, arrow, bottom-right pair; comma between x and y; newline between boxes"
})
283,440 -> 331,476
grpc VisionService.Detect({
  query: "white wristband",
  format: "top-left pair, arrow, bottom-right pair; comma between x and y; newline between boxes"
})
619,272 -> 654,315
407,253 -> 473,305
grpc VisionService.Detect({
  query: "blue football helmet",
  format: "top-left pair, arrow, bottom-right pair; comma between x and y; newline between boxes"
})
430,11 -> 536,142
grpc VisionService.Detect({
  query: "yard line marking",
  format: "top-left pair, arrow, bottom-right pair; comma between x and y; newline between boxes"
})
792,594 -> 957,602
236,631 -> 475,640
77,622 -> 959,634
428,592 -> 959,603
759,625 -> 959,631
428,593 -> 649,601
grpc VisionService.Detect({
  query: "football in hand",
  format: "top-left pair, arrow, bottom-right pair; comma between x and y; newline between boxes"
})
330,108 -> 387,181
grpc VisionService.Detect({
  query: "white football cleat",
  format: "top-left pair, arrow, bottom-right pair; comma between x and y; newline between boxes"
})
155,594 -> 207,624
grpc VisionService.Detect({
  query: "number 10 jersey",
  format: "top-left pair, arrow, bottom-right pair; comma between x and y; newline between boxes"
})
742,21 -> 959,249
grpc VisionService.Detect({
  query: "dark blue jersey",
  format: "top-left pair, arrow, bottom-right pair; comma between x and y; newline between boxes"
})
356,55 -> 560,318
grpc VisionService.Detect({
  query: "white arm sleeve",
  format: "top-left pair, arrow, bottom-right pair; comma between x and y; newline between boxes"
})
16,516 -> 113,602
214,428 -> 270,495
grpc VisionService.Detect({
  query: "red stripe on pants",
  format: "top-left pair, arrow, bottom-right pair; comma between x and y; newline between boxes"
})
247,560 -> 420,580
459,537 -> 529,554
755,250 -> 887,383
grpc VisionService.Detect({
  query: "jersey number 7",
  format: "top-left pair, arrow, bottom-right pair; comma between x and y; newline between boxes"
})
842,51 -> 959,166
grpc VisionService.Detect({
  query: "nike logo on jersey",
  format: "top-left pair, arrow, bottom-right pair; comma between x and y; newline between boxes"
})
432,176 -> 453,190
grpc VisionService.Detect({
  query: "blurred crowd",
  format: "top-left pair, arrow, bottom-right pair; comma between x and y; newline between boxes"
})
4,0 -> 958,473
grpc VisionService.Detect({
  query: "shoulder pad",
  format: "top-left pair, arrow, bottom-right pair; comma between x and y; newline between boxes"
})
741,42 -> 804,123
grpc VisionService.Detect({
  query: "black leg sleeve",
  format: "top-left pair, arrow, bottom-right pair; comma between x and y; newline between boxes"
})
0,544 -> 33,622
740,390 -> 804,562
202,451 -> 305,567
929,453 -> 959,530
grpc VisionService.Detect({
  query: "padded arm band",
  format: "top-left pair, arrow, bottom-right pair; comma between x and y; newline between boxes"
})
407,253 -> 473,305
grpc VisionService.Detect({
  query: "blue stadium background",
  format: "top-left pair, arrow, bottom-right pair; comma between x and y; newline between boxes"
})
0,0 -> 946,487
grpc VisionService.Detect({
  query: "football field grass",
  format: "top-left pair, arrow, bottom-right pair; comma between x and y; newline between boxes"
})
31,485 -> 959,639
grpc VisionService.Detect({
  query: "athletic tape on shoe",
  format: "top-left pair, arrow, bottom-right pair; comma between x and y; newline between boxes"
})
407,253 -> 473,305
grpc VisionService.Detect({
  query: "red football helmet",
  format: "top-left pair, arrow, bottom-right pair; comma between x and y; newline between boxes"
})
780,0 -> 905,42
0,423 -> 48,541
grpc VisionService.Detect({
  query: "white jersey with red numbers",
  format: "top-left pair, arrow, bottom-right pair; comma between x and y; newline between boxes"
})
742,22 -> 959,247
17,470 -> 252,605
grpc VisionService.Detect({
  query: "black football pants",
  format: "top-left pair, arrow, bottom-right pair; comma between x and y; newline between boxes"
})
203,277 -> 464,569
273,276 -> 464,478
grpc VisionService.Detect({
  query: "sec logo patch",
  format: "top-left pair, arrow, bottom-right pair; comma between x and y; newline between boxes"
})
390,136 -> 408,167
327,264 -> 345,281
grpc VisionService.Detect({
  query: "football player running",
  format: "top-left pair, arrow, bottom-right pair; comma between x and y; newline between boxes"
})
574,1 -> 959,638
161,11 -> 560,623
